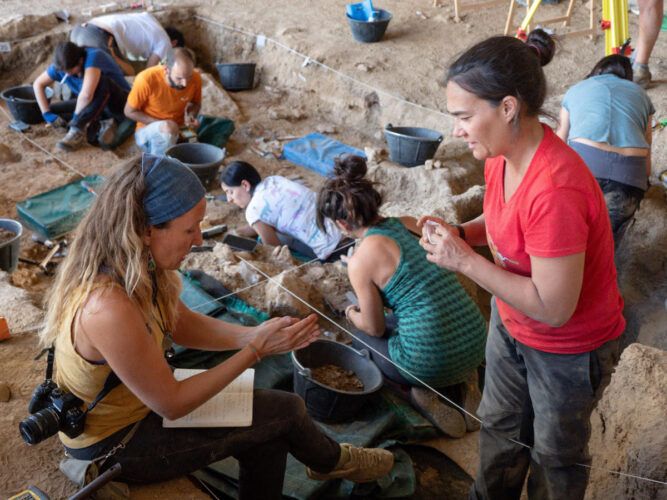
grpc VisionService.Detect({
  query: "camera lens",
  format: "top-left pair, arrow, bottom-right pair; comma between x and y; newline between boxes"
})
19,407 -> 60,445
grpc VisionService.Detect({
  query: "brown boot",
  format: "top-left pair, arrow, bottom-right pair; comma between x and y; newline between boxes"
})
410,387 -> 466,438
306,443 -> 394,483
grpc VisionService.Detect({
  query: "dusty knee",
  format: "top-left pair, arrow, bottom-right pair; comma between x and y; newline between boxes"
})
159,120 -> 179,135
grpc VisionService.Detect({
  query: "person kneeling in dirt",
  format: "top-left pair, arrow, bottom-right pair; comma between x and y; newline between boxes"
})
38,153 -> 394,494
220,160 -> 350,262
557,54 -> 654,247
124,48 -> 201,156
33,41 -> 131,151
70,12 -> 185,76
316,155 -> 487,438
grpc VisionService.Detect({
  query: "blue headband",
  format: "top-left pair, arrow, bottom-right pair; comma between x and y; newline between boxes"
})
142,153 -> 206,226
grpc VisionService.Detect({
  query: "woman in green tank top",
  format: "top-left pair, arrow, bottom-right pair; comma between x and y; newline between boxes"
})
317,155 -> 487,438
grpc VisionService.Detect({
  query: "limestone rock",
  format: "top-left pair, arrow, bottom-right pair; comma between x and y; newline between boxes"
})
364,147 -> 388,164
200,72 -> 243,122
270,245 -> 296,267
264,272 -> 323,317
587,344 -> 667,499
0,14 -> 58,41
0,271 -> 43,334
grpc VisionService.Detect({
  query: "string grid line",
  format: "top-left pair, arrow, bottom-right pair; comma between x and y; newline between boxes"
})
235,255 -> 667,488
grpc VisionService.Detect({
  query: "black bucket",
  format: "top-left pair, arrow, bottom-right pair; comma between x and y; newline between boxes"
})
384,124 -> 443,167
347,9 -> 392,43
1,86 -> 54,124
0,219 -> 23,273
215,63 -> 256,91
291,339 -> 383,422
165,143 -> 226,189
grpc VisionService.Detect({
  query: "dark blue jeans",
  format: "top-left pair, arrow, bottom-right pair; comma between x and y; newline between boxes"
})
66,389 -> 340,499
597,178 -> 644,246
470,299 -> 620,500
68,76 -> 128,136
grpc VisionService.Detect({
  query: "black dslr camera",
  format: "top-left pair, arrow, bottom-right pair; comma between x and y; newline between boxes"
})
19,347 -> 86,445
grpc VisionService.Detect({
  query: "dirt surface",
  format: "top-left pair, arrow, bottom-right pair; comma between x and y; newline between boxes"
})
0,227 -> 17,245
0,0 -> 665,498
310,364 -> 364,392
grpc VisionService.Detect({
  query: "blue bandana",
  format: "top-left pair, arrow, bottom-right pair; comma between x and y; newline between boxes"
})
142,153 -> 206,226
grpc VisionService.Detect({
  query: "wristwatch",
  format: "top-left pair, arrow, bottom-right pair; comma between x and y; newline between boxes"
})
453,224 -> 466,241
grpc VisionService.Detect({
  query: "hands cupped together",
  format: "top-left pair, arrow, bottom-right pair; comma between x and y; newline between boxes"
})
416,215 -> 475,273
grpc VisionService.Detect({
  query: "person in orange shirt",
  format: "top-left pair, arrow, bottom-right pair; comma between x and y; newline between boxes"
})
124,47 -> 201,155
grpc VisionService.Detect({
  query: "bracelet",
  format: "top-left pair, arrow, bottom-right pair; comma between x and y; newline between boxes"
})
453,224 -> 466,241
247,343 -> 262,363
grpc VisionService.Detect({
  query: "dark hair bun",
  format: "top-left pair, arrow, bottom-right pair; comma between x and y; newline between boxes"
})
526,29 -> 555,67
333,155 -> 368,181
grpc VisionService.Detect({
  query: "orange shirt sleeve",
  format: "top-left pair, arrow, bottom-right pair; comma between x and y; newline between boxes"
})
192,71 -> 202,105
127,71 -> 151,110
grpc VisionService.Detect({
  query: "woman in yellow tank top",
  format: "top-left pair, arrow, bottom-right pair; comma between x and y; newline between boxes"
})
39,154 -> 394,496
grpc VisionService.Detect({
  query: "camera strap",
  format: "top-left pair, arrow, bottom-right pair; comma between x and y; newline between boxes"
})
85,371 -> 122,415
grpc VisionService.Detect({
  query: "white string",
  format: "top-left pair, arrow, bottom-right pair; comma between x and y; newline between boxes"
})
194,15 -> 450,119
235,254 -> 667,487
0,104 -> 87,178
188,239 -> 356,312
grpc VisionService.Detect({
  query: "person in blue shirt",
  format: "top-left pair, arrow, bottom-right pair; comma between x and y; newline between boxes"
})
557,55 -> 654,244
33,42 -> 131,151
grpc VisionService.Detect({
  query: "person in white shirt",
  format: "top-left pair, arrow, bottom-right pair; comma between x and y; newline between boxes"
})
70,13 -> 185,76
220,161 -> 349,261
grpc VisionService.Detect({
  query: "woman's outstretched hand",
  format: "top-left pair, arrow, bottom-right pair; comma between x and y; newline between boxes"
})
249,314 -> 320,358
417,216 -> 475,272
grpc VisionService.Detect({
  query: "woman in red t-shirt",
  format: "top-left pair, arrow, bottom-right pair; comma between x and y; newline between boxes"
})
419,29 -> 624,500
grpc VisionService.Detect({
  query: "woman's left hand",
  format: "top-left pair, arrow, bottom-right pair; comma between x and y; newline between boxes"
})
419,223 -> 476,273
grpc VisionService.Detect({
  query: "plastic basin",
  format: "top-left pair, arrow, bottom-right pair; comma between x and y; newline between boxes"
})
347,9 -> 392,43
215,63 -> 256,91
1,86 -> 54,124
166,143 -> 226,189
384,124 -> 443,167
0,219 -> 23,273
291,339 -> 383,422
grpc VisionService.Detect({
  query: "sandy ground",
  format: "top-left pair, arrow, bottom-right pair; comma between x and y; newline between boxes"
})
0,0 -> 666,498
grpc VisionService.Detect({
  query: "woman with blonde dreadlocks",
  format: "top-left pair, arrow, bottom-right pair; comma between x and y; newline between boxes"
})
38,154 -> 394,497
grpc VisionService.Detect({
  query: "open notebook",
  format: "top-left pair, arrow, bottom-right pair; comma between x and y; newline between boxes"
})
163,368 -> 254,428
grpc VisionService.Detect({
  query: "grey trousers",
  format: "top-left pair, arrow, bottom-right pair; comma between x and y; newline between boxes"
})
470,298 -> 620,500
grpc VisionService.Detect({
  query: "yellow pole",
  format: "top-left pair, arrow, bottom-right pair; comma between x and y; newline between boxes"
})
603,0 -> 611,55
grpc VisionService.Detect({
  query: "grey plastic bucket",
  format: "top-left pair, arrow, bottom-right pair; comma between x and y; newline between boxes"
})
166,143 -> 226,189
215,63 -> 256,91
347,9 -> 392,43
0,219 -> 23,273
1,86 -> 54,124
384,124 -> 443,167
291,339 -> 383,422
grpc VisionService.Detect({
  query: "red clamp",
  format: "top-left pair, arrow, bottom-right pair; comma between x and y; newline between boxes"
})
516,28 -> 527,41
600,19 -> 611,30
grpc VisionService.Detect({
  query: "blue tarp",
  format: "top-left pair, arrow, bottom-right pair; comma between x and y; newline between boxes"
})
282,133 -> 366,177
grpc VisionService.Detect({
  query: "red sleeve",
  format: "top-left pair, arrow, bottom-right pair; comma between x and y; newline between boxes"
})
524,188 -> 589,257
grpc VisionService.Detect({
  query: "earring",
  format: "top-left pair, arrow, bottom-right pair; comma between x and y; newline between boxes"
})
147,251 -> 156,272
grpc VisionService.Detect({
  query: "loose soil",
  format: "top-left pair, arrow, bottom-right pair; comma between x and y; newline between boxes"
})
310,364 -> 364,392
0,1 -> 665,498
0,228 -> 17,245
